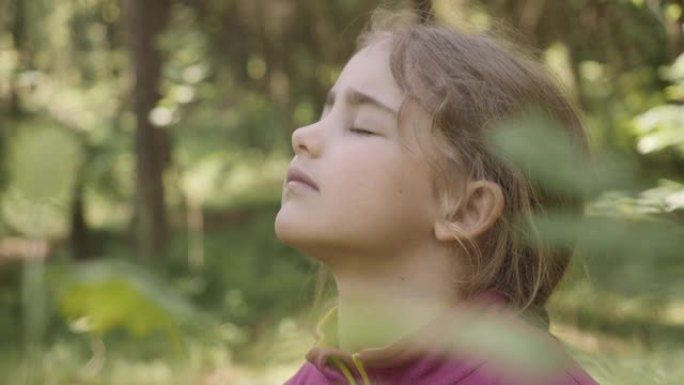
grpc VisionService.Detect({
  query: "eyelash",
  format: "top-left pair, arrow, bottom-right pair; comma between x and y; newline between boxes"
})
349,127 -> 376,135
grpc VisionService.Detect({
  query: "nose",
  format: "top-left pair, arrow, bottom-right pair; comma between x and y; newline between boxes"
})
291,122 -> 322,158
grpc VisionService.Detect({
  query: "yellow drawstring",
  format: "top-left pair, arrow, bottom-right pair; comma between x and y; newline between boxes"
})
352,353 -> 372,385
331,354 -> 372,385
332,358 -> 357,385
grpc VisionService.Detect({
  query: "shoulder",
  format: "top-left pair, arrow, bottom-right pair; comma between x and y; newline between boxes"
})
449,361 -> 598,385
434,315 -> 599,385
452,346 -> 600,385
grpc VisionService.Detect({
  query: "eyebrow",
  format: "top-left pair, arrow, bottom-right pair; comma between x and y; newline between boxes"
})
325,88 -> 398,116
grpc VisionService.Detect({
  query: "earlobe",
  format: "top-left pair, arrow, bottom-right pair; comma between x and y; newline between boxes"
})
434,180 -> 505,242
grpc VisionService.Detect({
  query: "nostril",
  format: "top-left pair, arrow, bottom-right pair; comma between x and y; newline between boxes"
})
291,124 -> 321,157
292,129 -> 306,154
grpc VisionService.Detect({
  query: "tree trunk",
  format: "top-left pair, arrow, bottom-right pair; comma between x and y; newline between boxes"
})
124,0 -> 171,259
70,175 -> 89,260
9,0 -> 29,118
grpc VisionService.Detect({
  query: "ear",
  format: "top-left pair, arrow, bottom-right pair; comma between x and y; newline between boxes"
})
434,180 -> 505,242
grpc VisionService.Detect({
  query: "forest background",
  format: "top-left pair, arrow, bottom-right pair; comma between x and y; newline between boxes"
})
0,0 -> 683,384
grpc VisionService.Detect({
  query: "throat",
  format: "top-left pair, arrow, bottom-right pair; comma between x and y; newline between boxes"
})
327,243 -> 464,353
336,294 -> 452,353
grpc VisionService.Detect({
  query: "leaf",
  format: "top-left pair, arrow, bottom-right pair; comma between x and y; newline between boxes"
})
486,109 -> 640,198
58,260 -> 197,339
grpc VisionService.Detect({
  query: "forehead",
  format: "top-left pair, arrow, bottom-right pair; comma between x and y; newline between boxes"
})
333,43 -> 404,112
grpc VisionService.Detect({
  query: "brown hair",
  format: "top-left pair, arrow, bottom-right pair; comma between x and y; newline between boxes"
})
358,13 -> 588,324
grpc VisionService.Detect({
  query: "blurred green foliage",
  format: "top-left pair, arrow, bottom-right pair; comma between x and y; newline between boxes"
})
3,123 -> 83,238
58,260 -> 194,339
0,0 -> 682,384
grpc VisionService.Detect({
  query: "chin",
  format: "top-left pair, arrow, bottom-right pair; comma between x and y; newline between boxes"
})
274,216 -> 295,245
275,208 -> 382,260
274,210 -> 311,246
274,212 -> 335,260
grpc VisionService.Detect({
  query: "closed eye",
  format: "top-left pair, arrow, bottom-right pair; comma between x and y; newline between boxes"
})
349,127 -> 376,135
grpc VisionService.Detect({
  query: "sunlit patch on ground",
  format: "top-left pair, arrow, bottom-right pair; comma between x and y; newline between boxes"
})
663,301 -> 684,326
552,323 -> 633,354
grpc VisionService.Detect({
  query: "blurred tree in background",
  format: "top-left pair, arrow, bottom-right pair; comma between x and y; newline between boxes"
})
0,0 -> 682,384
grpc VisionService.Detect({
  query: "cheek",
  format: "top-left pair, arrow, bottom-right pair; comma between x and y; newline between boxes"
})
274,142 -> 439,251
324,148 -> 436,230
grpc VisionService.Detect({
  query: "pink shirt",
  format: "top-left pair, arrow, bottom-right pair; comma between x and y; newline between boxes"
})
285,294 -> 599,385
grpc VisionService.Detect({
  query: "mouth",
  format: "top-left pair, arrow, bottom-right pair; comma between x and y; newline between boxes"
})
286,166 -> 319,191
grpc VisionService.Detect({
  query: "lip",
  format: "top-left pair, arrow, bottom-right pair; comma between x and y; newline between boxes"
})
286,166 -> 319,191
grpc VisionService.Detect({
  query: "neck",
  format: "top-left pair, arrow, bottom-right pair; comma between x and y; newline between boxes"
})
326,242 -> 463,353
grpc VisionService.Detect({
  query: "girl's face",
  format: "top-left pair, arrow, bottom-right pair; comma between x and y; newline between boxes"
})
275,42 -> 444,259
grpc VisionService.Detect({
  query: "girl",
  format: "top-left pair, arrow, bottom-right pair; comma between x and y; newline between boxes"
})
275,11 -> 599,385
